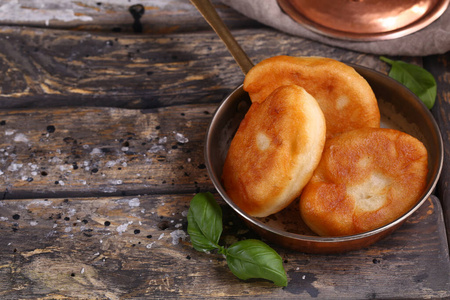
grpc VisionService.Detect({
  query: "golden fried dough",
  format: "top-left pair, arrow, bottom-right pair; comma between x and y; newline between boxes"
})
243,55 -> 380,138
222,85 -> 326,217
300,128 -> 428,237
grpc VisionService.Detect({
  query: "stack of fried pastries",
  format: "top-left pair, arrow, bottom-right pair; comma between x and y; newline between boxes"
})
222,55 -> 428,237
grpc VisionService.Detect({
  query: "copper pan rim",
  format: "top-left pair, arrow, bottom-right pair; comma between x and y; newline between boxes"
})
204,64 -> 443,253
277,0 -> 450,41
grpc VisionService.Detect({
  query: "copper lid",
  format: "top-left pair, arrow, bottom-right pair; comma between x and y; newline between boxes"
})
277,0 -> 449,40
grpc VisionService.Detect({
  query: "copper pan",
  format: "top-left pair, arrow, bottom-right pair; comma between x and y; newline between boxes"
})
204,67 -> 443,253
191,0 -> 444,253
278,0 -> 450,40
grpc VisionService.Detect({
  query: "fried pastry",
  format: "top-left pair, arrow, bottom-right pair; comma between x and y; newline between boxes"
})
222,85 -> 326,217
243,55 -> 380,138
299,128 -> 428,237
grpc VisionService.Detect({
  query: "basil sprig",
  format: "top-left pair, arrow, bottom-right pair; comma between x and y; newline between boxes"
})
187,192 -> 288,287
380,56 -> 437,109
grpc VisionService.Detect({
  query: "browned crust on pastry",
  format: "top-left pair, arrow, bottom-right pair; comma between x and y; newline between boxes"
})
300,128 -> 428,236
244,55 -> 380,138
222,85 -> 326,217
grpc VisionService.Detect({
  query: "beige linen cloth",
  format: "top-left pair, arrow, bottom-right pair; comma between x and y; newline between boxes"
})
221,0 -> 450,56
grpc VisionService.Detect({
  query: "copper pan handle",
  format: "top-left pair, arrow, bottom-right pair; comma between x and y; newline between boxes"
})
189,0 -> 254,75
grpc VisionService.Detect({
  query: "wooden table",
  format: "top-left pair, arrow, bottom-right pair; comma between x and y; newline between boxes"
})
0,1 -> 449,298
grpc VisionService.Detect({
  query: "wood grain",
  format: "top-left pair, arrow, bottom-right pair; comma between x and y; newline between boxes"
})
0,26 -> 389,110
0,106 -> 215,199
0,195 -> 448,299
0,0 -> 262,33
426,53 -> 450,245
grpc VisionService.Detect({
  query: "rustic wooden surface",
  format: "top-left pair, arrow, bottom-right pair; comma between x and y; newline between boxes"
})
0,0 -> 449,299
0,106 -> 214,199
0,195 -> 448,299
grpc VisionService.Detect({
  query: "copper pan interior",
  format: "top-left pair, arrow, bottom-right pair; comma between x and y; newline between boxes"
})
205,64 -> 443,254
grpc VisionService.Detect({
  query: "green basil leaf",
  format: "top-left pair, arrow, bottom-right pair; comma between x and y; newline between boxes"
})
225,239 -> 287,287
187,192 -> 223,252
380,56 -> 437,109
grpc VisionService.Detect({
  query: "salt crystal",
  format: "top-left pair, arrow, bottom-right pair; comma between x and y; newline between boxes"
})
50,157 -> 63,164
29,221 -> 38,226
14,133 -> 29,143
5,129 -> 15,136
81,268 -> 85,274
67,208 -> 76,217
90,148 -> 102,155
148,145 -> 164,153
158,137 -> 167,144
170,229 -> 187,245
116,221 -> 133,234
158,233 -> 165,240
129,198 -> 140,207
7,163 -> 23,172
65,227 -> 72,233
121,147 -> 129,151
174,132 -> 189,144
146,242 -> 156,249
0,217 -> 8,221
105,161 -> 116,168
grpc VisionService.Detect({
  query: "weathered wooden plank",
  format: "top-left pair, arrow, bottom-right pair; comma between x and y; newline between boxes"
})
0,26 -> 389,109
0,194 -> 448,299
426,52 -> 450,245
0,106 -> 215,199
0,0 -> 263,33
